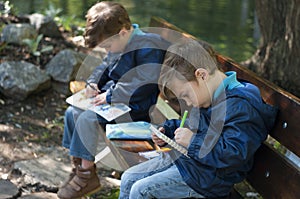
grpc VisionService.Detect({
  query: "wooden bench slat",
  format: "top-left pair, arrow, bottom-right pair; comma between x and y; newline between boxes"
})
247,143 -> 300,199
112,140 -> 155,153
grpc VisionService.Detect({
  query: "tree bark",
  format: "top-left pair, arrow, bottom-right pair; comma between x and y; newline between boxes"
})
244,0 -> 300,97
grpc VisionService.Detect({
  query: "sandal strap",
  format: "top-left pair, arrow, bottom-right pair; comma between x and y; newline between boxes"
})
69,179 -> 82,191
73,175 -> 88,188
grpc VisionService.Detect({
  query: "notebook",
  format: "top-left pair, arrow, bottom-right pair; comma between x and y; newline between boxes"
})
66,89 -> 131,121
106,121 -> 152,140
149,125 -> 189,158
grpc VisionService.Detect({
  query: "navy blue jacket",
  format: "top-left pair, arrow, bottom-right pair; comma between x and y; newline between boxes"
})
87,30 -> 170,122
162,81 -> 278,197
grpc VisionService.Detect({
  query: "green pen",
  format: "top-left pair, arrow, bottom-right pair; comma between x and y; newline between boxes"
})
179,110 -> 188,127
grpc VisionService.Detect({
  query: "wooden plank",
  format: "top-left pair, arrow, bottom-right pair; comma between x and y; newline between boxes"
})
247,143 -> 300,199
112,140 -> 155,153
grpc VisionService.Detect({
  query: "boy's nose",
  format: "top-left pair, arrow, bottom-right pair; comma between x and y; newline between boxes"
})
185,100 -> 192,107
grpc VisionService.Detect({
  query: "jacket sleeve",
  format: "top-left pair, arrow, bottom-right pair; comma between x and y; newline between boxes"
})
106,48 -> 165,106
187,99 -> 268,168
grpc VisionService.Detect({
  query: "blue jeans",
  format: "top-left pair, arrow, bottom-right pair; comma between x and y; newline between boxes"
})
62,106 -> 108,161
119,153 -> 204,199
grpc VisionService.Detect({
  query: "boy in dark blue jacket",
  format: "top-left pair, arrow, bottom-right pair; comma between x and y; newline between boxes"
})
119,39 -> 277,198
58,1 -> 169,198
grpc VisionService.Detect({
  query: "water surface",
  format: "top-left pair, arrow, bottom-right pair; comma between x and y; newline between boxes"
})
9,0 -> 259,62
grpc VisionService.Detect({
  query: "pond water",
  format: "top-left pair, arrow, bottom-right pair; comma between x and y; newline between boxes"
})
9,0 -> 259,62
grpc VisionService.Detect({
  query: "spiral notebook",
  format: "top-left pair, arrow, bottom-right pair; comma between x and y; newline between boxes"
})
149,125 -> 189,158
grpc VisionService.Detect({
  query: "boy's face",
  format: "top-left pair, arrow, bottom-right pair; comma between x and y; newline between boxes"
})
99,36 -> 125,53
99,28 -> 131,53
169,77 -> 212,108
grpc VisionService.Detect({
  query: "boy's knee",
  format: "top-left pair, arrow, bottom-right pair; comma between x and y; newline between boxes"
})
77,110 -> 97,124
120,171 -> 139,193
65,106 -> 74,118
130,180 -> 149,198
65,106 -> 82,121
120,170 -> 131,185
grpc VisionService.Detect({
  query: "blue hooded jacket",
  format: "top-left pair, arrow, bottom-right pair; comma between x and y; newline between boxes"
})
87,26 -> 170,122
162,80 -> 278,197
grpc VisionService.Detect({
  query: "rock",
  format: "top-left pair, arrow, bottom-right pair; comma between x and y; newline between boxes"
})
14,155 -> 70,188
1,23 -> 37,45
0,61 -> 51,100
76,51 -> 104,81
19,192 -> 58,199
51,81 -> 71,95
26,13 -> 62,38
45,49 -> 85,83
0,179 -> 19,199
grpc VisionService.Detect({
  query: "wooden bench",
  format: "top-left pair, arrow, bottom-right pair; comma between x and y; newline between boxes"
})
147,17 -> 300,199
112,17 -> 300,199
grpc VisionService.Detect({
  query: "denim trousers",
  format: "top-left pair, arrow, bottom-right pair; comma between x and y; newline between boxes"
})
62,106 -> 107,161
119,153 -> 204,199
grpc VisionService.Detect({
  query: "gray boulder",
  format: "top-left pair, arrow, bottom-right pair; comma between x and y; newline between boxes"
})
1,23 -> 37,45
0,61 -> 51,100
45,49 -> 85,83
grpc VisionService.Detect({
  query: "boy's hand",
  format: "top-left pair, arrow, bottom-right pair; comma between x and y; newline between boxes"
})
92,92 -> 107,105
85,83 -> 101,98
151,127 -> 166,146
174,128 -> 193,148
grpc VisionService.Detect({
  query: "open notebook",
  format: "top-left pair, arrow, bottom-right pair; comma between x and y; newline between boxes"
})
66,89 -> 131,121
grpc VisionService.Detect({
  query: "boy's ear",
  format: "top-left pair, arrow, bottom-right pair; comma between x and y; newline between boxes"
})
195,68 -> 208,80
119,28 -> 129,37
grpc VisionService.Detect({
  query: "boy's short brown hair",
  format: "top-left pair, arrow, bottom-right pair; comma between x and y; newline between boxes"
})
84,1 -> 131,48
159,39 -> 218,100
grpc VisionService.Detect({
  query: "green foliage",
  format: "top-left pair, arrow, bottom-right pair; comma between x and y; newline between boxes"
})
91,188 -> 120,199
55,15 -> 75,32
22,34 -> 53,57
44,3 -> 62,19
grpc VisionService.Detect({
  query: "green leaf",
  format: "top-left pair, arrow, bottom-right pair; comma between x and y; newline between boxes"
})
41,45 -> 54,53
33,51 -> 41,56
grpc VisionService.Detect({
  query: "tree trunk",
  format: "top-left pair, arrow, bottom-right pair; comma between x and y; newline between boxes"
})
244,0 -> 300,98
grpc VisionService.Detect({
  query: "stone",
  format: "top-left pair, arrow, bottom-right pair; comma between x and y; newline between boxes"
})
14,149 -> 70,188
26,13 -> 62,38
0,61 -> 51,100
19,192 -> 58,199
0,179 -> 19,199
1,23 -> 37,45
45,49 -> 85,83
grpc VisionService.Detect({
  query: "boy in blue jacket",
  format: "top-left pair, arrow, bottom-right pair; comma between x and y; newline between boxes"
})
58,1 -> 169,198
119,39 -> 277,198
